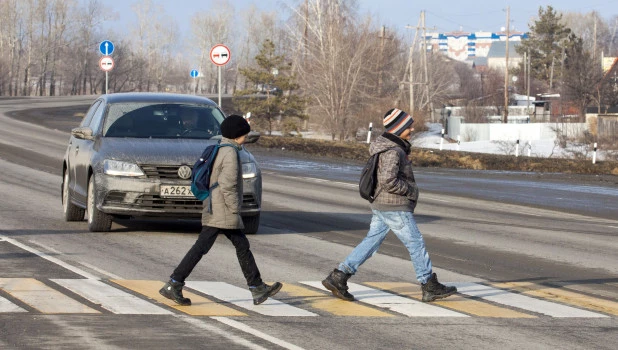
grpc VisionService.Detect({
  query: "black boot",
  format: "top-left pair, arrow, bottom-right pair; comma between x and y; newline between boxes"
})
421,273 -> 457,302
159,280 -> 192,306
250,282 -> 283,305
322,269 -> 354,301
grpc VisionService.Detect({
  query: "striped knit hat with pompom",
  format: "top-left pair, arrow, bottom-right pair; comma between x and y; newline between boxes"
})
383,108 -> 414,136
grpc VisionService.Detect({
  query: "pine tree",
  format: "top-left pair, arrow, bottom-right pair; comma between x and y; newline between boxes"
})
516,6 -> 572,89
233,40 -> 307,136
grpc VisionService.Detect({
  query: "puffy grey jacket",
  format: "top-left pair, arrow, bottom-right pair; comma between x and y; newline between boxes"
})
201,138 -> 244,229
369,133 -> 419,212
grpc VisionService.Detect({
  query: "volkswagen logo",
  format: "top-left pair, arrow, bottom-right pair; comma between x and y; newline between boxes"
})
177,165 -> 192,180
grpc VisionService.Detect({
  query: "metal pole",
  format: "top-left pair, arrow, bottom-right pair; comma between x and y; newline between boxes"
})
218,66 -> 222,107
105,71 -> 108,94
366,122 -> 373,143
504,6 -> 510,124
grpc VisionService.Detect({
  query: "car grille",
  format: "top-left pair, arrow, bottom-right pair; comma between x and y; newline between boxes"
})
140,165 -> 191,179
135,195 -> 202,212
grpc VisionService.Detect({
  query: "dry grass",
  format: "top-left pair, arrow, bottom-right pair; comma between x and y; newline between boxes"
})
254,135 -> 618,175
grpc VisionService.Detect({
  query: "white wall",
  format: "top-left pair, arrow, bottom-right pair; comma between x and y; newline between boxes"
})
447,116 -> 588,142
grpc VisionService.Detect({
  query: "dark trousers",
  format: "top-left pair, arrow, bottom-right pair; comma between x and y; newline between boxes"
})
171,226 -> 263,287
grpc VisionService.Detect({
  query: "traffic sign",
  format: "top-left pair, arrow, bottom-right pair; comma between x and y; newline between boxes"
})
99,56 -> 114,71
99,40 -> 114,55
190,69 -> 199,78
210,44 -> 231,66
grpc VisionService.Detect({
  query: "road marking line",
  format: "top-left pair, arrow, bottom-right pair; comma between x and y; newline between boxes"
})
111,280 -> 245,316
0,235 -> 98,279
364,282 -> 535,318
0,278 -> 99,314
78,261 -> 123,280
453,282 -> 608,318
211,317 -> 306,350
492,282 -> 618,316
175,315 -> 272,350
282,283 -> 392,317
302,281 -> 467,317
52,279 -> 172,315
186,281 -> 317,317
0,294 -> 27,313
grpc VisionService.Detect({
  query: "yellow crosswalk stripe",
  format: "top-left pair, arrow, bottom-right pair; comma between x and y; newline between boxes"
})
492,282 -> 618,316
111,280 -> 246,317
364,282 -> 536,318
282,283 -> 392,317
0,278 -> 99,314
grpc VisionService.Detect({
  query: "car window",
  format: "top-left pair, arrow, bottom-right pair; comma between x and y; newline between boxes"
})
79,100 -> 102,127
88,102 -> 107,135
103,103 -> 225,139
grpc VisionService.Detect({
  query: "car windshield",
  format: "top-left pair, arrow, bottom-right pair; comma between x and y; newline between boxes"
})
103,102 -> 225,139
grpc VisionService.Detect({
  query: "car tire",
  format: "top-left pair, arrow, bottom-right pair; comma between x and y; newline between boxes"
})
242,213 -> 260,235
87,176 -> 112,232
63,171 -> 85,221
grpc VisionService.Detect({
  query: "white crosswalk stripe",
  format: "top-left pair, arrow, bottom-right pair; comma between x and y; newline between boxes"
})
51,279 -> 172,315
302,281 -> 468,317
186,281 -> 317,317
0,295 -> 26,313
452,282 -> 608,318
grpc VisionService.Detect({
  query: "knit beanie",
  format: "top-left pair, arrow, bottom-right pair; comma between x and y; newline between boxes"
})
221,114 -> 251,139
383,108 -> 414,136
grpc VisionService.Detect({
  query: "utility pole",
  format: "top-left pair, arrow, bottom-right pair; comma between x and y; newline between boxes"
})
503,6 -> 510,124
405,18 -> 421,114
421,11 -> 435,123
378,25 -> 386,95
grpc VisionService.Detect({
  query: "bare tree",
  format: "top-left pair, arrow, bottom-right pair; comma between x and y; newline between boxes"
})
289,0 -> 381,140
190,0 -> 235,95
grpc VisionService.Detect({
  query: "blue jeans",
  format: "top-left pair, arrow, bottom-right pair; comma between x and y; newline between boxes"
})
338,210 -> 433,284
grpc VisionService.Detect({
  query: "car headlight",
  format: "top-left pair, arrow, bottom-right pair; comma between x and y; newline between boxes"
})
103,160 -> 145,177
242,162 -> 258,179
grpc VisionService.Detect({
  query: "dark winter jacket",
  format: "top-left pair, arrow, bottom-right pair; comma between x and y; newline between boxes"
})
369,132 -> 419,212
201,137 -> 244,229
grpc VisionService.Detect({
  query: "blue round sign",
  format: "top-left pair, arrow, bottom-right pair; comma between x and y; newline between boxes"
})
99,40 -> 114,55
190,69 -> 199,78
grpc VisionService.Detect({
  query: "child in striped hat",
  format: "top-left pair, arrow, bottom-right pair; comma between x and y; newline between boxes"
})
321,108 -> 457,303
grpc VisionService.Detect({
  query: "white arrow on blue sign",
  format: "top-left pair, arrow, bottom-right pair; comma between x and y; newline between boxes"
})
99,40 -> 114,56
190,69 -> 199,78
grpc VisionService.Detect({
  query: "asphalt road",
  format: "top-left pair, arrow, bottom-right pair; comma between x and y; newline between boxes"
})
0,96 -> 617,350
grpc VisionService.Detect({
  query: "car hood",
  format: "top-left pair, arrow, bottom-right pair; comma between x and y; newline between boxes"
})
96,138 -> 254,165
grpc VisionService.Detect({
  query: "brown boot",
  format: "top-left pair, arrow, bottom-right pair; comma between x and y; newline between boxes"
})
322,269 -> 354,301
421,273 -> 457,302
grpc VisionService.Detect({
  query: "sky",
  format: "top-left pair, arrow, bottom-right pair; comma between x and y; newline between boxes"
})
99,0 -> 618,40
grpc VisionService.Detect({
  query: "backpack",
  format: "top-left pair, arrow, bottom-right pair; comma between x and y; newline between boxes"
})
358,148 -> 394,202
191,142 -> 235,203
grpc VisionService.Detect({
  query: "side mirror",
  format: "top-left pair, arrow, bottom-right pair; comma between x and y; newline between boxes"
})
71,127 -> 94,140
244,131 -> 260,144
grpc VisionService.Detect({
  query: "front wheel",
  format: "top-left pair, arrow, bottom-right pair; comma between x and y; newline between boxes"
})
87,176 -> 112,232
242,213 -> 260,235
62,171 -> 85,221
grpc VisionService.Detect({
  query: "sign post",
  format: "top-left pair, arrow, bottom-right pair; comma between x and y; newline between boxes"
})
98,56 -> 115,94
209,44 -> 231,107
99,40 -> 115,94
190,69 -> 199,94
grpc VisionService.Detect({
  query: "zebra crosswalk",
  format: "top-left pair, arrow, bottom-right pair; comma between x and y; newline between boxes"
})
1,278 -> 616,318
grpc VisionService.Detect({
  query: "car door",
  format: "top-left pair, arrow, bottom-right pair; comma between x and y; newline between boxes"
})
71,100 -> 104,203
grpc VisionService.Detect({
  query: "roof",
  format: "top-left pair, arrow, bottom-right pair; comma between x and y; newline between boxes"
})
101,92 -> 218,106
486,41 -> 521,58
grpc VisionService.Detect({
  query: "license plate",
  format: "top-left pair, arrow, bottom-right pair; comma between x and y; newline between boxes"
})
160,185 -> 194,198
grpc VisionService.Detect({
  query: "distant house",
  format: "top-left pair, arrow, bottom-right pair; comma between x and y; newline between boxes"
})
486,41 -> 521,70
426,30 -> 527,62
